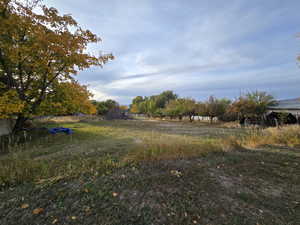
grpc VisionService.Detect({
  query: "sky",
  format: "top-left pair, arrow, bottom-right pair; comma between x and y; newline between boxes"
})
45,0 -> 300,105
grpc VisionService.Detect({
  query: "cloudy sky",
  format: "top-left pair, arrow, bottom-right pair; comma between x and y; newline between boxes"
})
45,0 -> 300,104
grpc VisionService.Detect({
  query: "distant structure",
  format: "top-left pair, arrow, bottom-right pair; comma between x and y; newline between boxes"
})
268,98 -> 300,115
267,98 -> 300,125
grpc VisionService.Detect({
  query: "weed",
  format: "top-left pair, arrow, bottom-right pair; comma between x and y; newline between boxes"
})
240,125 -> 300,148
124,134 -> 224,162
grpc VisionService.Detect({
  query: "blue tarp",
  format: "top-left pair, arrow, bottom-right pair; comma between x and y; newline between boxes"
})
49,127 -> 73,135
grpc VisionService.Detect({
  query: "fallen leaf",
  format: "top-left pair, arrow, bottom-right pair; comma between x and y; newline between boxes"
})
52,219 -> 58,224
84,206 -> 91,212
112,192 -> 118,197
170,170 -> 182,177
71,216 -> 77,220
21,203 -> 29,209
32,208 -> 44,215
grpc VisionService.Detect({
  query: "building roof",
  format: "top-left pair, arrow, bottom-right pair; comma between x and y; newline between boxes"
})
269,98 -> 300,110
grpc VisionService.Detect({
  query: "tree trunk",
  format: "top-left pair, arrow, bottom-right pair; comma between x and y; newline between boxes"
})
13,115 -> 28,133
210,116 -> 213,124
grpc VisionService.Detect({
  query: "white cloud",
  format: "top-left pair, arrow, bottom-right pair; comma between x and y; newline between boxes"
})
45,0 -> 300,104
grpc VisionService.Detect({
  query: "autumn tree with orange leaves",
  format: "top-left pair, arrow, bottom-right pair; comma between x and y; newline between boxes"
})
38,81 -> 97,116
0,0 -> 113,131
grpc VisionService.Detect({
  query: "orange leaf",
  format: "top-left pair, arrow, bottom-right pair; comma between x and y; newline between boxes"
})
21,204 -> 29,209
32,208 -> 44,215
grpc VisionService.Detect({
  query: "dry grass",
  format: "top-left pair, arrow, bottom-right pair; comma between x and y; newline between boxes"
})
0,153 -> 123,188
221,121 -> 241,128
124,133 -> 235,162
1,119 -> 299,189
239,125 -> 300,149
0,119 -> 299,225
0,119 -> 238,187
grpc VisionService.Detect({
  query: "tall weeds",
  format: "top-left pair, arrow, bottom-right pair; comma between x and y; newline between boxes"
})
236,125 -> 300,149
124,134 -> 224,162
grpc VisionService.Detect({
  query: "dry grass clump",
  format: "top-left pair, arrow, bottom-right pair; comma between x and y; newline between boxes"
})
221,121 -> 241,128
124,134 -> 225,162
0,153 -> 122,188
221,135 -> 243,151
239,125 -> 300,148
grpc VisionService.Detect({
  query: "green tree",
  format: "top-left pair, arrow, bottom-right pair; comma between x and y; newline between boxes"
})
164,98 -> 198,121
130,91 -> 178,117
164,99 -> 184,120
231,91 -> 277,119
93,99 -> 119,116
0,0 -> 113,131
132,96 -> 144,105
181,98 -> 198,122
202,96 -> 231,123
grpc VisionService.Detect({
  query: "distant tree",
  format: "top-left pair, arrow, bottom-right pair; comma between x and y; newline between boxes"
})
130,96 -> 146,114
164,98 -> 198,121
120,105 -> 129,111
129,103 -> 140,114
138,100 -> 148,115
164,99 -> 184,120
201,96 -> 231,123
158,90 -> 178,107
94,99 -> 119,116
230,91 -> 277,119
129,91 -> 178,117
0,0 -> 113,131
132,96 -> 144,105
154,108 -> 165,119
181,98 -> 198,122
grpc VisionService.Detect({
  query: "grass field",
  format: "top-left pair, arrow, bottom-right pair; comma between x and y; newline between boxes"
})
0,118 -> 299,225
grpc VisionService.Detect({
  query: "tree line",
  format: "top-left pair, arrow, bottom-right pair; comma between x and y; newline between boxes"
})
0,0 -> 299,131
129,90 -> 278,123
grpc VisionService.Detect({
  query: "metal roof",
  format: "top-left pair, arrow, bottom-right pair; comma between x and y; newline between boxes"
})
269,98 -> 300,110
